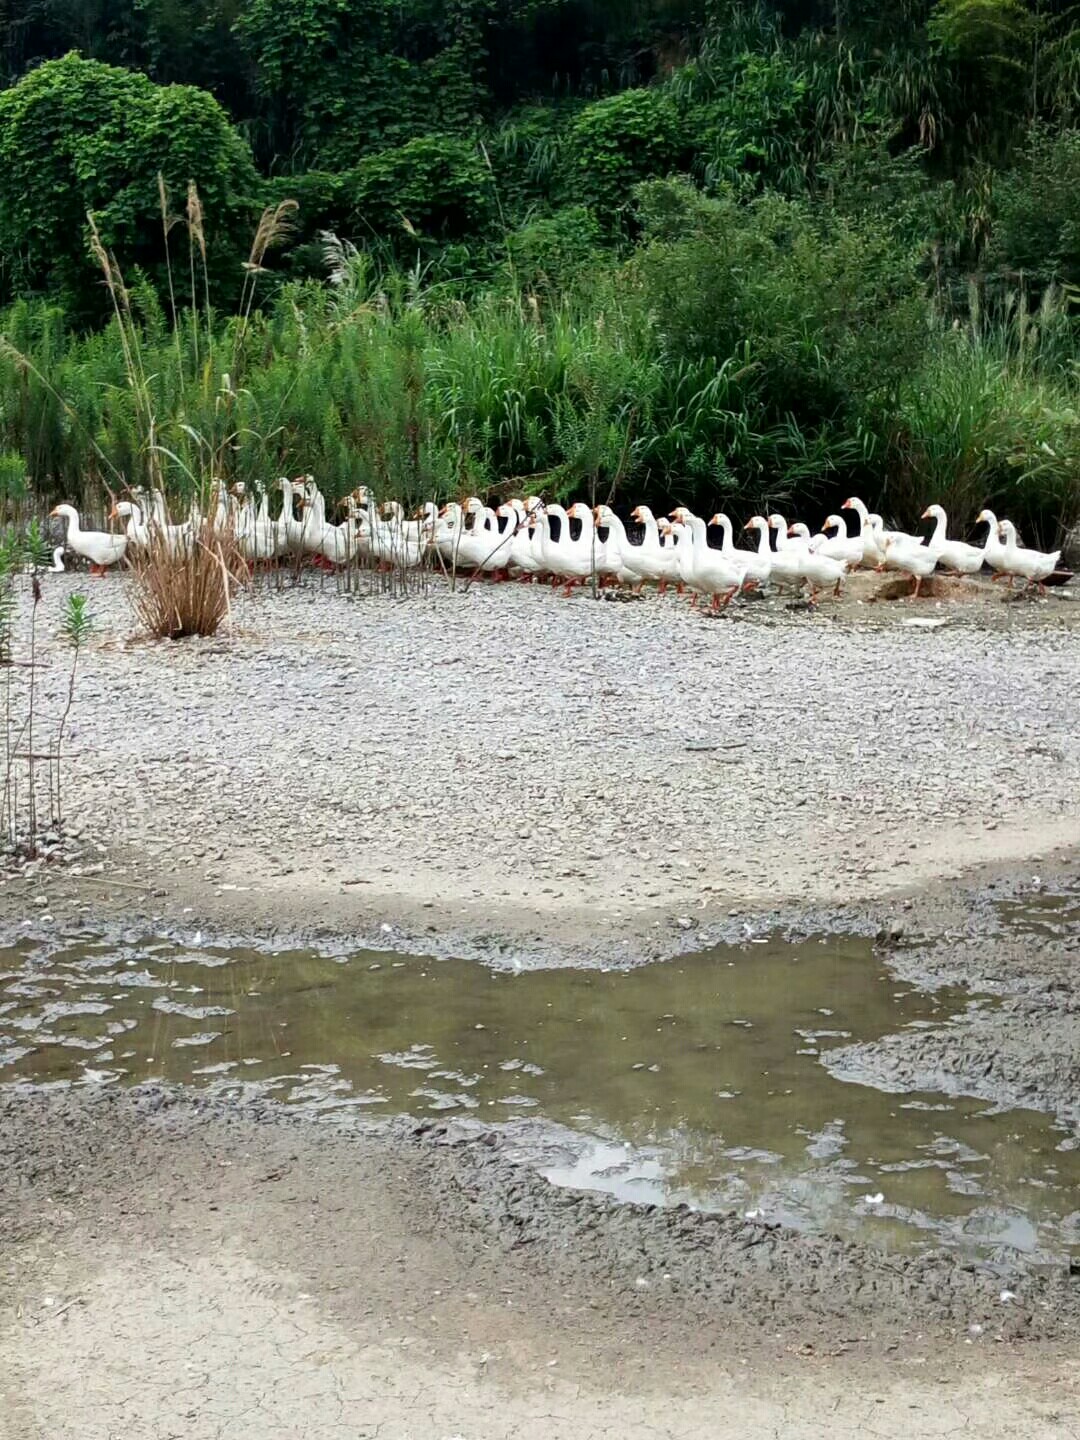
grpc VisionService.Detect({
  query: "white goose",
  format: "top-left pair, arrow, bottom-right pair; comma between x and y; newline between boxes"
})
274,477 -> 309,556
920,505 -> 986,575
840,499 -> 886,567
994,520 -> 1061,591
703,512 -> 772,590
300,485 -> 357,567
234,485 -> 277,564
497,500 -> 543,580
883,534 -> 937,597
739,516 -> 776,590
49,504 -> 127,575
567,501 -> 619,582
818,514 -> 864,565
453,497 -> 506,575
593,505 -> 642,586
628,504 -> 682,592
433,500 -> 466,567
672,511 -> 743,609
766,514 -> 804,588
536,502 -> 597,592
974,509 -> 1009,576
797,533 -> 849,601
110,500 -> 150,549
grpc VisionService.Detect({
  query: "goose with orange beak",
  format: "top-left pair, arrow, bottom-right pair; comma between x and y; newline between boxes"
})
994,519 -> 1061,593
669,507 -> 742,609
628,504 -> 681,592
794,528 -> 848,602
882,533 -> 937,597
739,515 -> 774,591
49,503 -> 127,575
840,498 -> 886,566
920,504 -> 985,575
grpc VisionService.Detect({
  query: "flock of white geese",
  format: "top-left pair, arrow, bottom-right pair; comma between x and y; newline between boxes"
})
48,479 -> 1066,606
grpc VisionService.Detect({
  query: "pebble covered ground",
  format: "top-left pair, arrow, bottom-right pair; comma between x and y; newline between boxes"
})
4,568 -> 1080,953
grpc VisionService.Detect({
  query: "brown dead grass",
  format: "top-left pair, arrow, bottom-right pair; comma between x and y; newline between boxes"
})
127,518 -> 246,640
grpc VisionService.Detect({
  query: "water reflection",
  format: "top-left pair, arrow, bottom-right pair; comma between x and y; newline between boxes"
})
1,928 -> 1077,1261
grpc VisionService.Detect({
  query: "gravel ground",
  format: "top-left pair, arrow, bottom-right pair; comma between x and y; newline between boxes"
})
2,567 -> 1079,960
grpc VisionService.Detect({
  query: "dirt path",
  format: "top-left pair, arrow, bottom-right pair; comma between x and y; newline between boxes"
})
2,1090 -> 1077,1440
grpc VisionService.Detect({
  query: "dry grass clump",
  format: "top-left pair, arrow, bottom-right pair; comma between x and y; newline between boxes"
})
126,517 -> 244,639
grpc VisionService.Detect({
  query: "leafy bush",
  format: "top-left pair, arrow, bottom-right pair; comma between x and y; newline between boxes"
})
347,135 -> 495,250
679,47 -> 815,195
567,89 -> 687,222
235,0 -> 487,167
630,177 -> 927,427
990,128 -> 1080,287
505,207 -> 602,292
0,54 -> 259,316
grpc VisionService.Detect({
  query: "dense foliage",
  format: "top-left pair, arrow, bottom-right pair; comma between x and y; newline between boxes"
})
0,0 -> 1077,536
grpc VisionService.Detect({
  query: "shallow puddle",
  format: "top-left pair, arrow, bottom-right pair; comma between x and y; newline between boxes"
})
2,929 -> 1078,1262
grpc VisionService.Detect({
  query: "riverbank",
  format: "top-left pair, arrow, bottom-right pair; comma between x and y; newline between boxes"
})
3,571 -> 1080,964
5,572 -> 1080,1436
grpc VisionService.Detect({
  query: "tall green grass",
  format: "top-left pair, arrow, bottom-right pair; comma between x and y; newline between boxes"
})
0,230 -> 1076,546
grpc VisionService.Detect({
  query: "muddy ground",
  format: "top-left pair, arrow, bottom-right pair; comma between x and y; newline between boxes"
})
3,572 -> 1080,1434
3,1085 -> 1080,1440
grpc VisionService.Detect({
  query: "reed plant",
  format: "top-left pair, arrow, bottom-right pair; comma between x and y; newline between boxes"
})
0,525 -> 91,856
125,516 -> 239,639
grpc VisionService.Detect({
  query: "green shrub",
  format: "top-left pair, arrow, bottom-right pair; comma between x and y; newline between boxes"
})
0,54 -> 259,317
990,128 -> 1080,287
567,89 -> 687,222
505,207 -> 602,292
346,135 -> 495,250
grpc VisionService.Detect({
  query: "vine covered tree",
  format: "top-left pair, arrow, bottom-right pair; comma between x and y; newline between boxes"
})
0,53 -> 259,314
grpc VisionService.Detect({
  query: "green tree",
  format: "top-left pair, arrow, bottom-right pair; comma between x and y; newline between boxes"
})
0,54 -> 259,315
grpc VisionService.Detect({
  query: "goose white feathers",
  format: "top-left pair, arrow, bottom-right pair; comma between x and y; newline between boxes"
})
49,504 -> 127,574
798,533 -> 849,600
994,520 -> 1061,589
883,535 -> 938,596
919,505 -> 985,575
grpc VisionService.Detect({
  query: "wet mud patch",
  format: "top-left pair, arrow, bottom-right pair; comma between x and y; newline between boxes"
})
826,882 -> 1080,1139
4,926 -> 1079,1265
